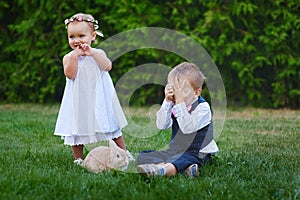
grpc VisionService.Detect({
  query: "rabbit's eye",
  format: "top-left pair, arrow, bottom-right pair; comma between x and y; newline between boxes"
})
116,154 -> 120,158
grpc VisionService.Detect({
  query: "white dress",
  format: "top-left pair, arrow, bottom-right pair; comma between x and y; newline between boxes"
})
54,49 -> 128,146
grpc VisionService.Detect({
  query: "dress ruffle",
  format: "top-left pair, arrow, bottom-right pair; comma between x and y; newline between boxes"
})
62,129 -> 122,146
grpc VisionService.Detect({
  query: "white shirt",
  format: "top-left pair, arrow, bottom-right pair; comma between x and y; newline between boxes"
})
156,98 -> 219,154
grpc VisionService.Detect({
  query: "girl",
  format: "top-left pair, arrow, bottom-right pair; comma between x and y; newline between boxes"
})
54,13 -> 128,165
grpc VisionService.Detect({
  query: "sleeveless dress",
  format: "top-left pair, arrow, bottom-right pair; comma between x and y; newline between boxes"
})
54,49 -> 128,146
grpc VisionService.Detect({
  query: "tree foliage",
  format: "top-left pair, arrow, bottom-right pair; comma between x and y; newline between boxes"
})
0,0 -> 299,108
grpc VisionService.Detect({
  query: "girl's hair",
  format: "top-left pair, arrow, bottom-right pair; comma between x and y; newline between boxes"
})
64,13 -> 104,37
168,62 -> 206,90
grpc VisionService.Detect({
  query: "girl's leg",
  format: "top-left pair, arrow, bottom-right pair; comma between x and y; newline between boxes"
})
113,136 -> 126,150
72,144 -> 84,159
113,136 -> 136,162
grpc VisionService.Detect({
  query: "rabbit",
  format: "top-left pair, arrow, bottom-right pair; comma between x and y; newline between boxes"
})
83,140 -> 129,174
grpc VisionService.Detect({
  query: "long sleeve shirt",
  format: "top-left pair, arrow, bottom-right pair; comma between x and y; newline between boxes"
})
156,98 -> 219,154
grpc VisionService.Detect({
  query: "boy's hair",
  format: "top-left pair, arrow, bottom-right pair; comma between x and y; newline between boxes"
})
169,62 -> 206,90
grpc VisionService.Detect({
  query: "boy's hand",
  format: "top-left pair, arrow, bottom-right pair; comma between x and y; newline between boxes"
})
164,84 -> 175,102
173,79 -> 195,105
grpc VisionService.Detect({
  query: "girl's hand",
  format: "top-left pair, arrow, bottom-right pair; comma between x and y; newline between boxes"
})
72,46 -> 85,57
80,44 -> 93,56
164,84 -> 175,102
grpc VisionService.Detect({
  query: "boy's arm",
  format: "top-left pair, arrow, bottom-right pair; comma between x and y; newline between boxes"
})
156,100 -> 173,130
173,102 -> 211,134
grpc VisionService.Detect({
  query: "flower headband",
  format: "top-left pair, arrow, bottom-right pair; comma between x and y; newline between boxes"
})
64,14 -> 104,37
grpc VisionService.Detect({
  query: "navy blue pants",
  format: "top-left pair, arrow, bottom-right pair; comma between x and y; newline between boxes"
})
137,149 -> 211,173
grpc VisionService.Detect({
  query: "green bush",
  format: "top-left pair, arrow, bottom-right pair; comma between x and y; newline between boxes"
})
0,0 -> 299,108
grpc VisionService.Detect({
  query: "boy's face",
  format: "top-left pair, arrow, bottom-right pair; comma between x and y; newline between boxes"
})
67,22 -> 96,50
168,75 -> 198,105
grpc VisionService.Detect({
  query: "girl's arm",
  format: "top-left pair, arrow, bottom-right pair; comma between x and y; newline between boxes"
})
91,49 -> 112,71
80,44 -> 112,71
63,49 -> 81,79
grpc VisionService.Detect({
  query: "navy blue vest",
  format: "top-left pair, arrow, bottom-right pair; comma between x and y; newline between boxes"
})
169,96 -> 213,154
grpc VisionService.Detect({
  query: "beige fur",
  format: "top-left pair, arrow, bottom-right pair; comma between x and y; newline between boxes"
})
83,140 -> 128,173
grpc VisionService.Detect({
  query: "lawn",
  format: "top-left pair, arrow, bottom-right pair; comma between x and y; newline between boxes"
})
0,104 -> 299,200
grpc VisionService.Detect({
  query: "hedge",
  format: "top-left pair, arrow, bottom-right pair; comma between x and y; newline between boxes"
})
0,0 -> 299,108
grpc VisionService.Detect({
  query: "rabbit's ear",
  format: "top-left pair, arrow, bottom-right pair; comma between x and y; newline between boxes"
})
109,140 -> 117,148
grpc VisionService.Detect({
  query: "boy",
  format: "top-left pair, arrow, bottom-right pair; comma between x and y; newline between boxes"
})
137,62 -> 218,177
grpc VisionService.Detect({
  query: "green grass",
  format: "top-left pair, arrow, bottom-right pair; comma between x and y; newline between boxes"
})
0,104 -> 299,200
